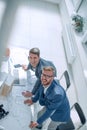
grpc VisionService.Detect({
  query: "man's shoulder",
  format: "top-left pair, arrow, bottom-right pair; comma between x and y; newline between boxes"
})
40,58 -> 54,66
53,80 -> 66,95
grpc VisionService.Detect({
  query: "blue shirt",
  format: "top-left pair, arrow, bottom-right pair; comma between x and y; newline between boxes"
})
32,80 -> 70,124
27,58 -> 57,95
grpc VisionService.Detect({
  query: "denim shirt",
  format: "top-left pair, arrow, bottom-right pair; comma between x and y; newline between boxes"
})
27,58 -> 57,95
32,80 -> 70,124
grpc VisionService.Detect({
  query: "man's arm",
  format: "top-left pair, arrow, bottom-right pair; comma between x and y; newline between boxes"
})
22,64 -> 28,71
21,79 -> 40,97
37,95 -> 63,124
32,79 -> 41,95
24,88 -> 40,104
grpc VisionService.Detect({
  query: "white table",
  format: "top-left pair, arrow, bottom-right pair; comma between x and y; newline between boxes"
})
0,85 -> 32,130
0,81 -> 3,88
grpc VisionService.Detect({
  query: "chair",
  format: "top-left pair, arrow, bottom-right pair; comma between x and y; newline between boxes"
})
58,70 -> 71,91
56,102 -> 86,130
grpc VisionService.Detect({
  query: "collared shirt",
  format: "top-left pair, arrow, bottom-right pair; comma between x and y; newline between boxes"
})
43,85 -> 49,94
32,67 -> 36,72
28,58 -> 57,95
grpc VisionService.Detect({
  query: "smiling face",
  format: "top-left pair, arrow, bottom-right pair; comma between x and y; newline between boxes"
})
28,53 -> 40,68
41,67 -> 54,86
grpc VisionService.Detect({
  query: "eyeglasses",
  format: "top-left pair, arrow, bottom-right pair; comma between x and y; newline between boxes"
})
41,73 -> 53,79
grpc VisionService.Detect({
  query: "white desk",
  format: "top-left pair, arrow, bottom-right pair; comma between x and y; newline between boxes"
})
0,72 -> 7,89
0,85 -> 32,130
0,81 -> 3,88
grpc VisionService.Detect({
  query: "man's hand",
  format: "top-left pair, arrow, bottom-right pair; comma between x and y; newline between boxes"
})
29,121 -> 39,128
22,64 -> 28,71
24,99 -> 33,105
22,91 -> 33,97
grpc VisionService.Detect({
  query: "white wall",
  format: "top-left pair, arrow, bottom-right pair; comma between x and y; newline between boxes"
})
7,0 -> 68,77
59,1 -> 87,128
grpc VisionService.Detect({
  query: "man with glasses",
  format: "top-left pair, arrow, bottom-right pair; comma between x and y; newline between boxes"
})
24,66 -> 70,130
22,47 -> 57,97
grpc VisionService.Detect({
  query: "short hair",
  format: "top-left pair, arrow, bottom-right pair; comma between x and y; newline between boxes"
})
42,66 -> 55,76
29,47 -> 40,57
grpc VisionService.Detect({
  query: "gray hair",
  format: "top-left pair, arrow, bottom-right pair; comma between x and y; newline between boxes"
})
42,66 -> 55,76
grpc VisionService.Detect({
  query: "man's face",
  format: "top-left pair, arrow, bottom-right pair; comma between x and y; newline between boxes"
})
41,70 -> 54,86
28,53 -> 40,68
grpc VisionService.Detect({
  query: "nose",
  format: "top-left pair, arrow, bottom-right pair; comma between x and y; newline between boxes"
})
42,75 -> 47,79
31,58 -> 35,63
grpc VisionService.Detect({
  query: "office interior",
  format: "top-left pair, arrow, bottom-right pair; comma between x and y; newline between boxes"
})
0,0 -> 87,130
